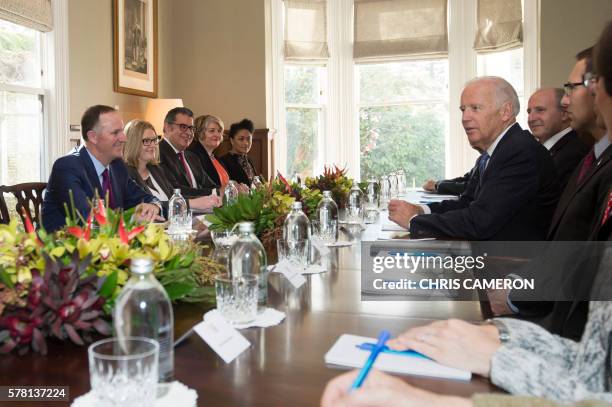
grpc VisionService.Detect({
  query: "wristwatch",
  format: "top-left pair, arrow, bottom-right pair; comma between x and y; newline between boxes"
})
486,319 -> 510,343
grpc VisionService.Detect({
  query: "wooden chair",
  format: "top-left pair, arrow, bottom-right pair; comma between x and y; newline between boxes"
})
0,182 -> 47,228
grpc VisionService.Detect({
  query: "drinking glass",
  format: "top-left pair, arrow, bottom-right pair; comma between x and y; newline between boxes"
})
211,228 -> 239,271
311,219 -> 338,244
88,337 -> 159,407
215,274 -> 258,325
277,239 -> 309,268
379,176 -> 391,209
251,176 -> 263,189
223,181 -> 240,205
389,173 -> 399,198
364,179 -> 380,223
396,169 -> 406,195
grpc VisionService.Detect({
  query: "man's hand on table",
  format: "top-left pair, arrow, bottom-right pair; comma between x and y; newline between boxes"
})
388,199 -> 424,229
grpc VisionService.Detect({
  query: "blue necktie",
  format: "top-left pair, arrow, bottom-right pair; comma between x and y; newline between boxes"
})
478,153 -> 490,179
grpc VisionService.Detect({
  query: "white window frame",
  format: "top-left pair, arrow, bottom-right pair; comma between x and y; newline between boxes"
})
0,0 -> 70,184
266,0 -> 540,180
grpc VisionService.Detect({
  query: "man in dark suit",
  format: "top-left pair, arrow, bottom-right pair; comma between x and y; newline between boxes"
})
527,87 -> 588,188
388,76 -> 559,240
158,107 -> 219,198
42,105 -> 160,232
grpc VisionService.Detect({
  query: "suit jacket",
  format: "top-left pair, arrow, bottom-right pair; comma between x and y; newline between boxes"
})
41,146 -> 156,232
549,129 -> 589,190
547,144 -> 612,240
436,163 -> 478,195
158,138 -> 217,198
218,152 -> 258,187
126,164 -> 175,199
410,123 -> 560,240
186,140 -> 222,187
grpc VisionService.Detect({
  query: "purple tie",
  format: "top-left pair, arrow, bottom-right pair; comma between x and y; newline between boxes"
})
101,168 -> 115,209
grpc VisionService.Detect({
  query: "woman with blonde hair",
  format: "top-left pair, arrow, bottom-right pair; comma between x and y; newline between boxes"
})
187,114 -> 230,188
124,119 -> 220,210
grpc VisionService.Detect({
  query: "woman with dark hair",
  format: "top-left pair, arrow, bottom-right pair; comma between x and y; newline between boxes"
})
187,114 -> 230,188
219,118 -> 259,187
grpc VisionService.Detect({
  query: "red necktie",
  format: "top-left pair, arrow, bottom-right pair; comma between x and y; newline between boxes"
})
602,191 -> 612,226
178,151 -> 195,188
576,149 -> 595,185
101,168 -> 116,209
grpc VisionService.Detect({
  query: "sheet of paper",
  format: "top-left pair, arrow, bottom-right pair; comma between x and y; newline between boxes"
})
381,221 -> 409,232
324,334 -> 471,381
193,313 -> 250,363
275,260 -> 307,288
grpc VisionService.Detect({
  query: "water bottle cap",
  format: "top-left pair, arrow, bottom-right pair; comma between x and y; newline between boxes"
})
322,191 -> 332,197
130,257 -> 154,274
292,201 -> 302,209
173,188 -> 181,194
238,221 -> 255,232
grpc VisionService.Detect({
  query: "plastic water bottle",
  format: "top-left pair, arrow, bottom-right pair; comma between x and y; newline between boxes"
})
223,180 -> 239,205
168,188 -> 188,234
290,172 -> 302,186
283,201 -> 311,242
317,191 -> 339,241
229,222 -> 268,306
114,257 -> 174,382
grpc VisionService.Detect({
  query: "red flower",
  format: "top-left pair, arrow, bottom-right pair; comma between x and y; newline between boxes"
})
21,209 -> 43,246
118,217 -> 145,244
277,171 -> 293,194
93,199 -> 107,226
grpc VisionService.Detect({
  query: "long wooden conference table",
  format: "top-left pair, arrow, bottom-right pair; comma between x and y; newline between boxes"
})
0,213 -> 501,406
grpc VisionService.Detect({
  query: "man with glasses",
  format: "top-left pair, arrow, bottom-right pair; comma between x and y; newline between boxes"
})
42,105 -> 161,232
158,107 -> 219,198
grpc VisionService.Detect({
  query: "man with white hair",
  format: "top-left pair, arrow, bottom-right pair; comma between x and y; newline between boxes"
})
389,76 -> 560,240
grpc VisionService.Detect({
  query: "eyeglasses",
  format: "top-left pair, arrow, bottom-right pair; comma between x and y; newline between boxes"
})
583,72 -> 599,88
563,81 -> 585,96
170,122 -> 195,134
142,135 -> 161,146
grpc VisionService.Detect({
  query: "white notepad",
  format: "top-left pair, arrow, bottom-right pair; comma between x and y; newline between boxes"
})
324,334 -> 471,381
381,221 -> 409,232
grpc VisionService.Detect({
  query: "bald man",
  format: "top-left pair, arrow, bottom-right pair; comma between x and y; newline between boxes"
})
527,87 -> 588,188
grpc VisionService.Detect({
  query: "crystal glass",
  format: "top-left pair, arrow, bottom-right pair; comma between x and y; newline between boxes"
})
223,180 -> 240,205
88,337 -> 159,407
277,239 -> 309,268
379,176 -> 391,209
396,169 -> 406,195
211,228 -> 239,271
389,172 -> 399,198
311,219 -> 338,244
347,185 -> 364,224
215,274 -> 258,325
251,175 -> 263,189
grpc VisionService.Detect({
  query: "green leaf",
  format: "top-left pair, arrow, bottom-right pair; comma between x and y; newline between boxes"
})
99,270 -> 118,298
0,268 -> 14,288
164,282 -> 195,301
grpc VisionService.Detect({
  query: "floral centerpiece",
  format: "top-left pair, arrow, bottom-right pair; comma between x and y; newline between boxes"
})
0,200 -> 221,355
304,165 -> 353,208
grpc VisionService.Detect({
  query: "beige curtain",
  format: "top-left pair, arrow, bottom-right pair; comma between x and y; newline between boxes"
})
474,0 -> 522,53
353,0 -> 448,60
284,0 -> 329,60
0,0 -> 53,32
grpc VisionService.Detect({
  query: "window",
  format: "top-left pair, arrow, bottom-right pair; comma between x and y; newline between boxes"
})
477,47 -> 526,128
267,0 -> 537,181
0,18 -> 45,186
284,64 -> 327,178
358,60 -> 449,185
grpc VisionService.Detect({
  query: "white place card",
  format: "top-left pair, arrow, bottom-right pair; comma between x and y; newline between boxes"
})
193,313 -> 250,363
275,260 -> 307,288
311,238 -> 331,256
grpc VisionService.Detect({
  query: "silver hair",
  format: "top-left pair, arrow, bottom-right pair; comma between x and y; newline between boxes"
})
465,76 -> 520,117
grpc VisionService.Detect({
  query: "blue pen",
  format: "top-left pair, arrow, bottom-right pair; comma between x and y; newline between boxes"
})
349,330 -> 391,391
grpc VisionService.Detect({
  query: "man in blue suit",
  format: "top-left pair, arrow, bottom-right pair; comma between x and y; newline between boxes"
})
42,105 -> 161,232
389,76 -> 560,240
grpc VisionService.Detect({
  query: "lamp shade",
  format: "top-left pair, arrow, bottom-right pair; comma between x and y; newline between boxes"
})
144,98 -> 184,135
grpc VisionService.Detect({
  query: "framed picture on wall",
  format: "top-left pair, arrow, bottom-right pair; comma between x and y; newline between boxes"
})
113,0 -> 158,97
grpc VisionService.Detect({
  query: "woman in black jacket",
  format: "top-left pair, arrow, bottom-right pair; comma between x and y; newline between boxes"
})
218,118 -> 259,187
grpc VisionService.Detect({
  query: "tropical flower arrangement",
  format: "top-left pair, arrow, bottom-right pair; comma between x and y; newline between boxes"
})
206,166 -> 353,248
0,200 -> 222,355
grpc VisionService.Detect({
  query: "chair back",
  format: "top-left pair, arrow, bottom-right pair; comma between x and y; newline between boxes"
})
0,182 -> 47,228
